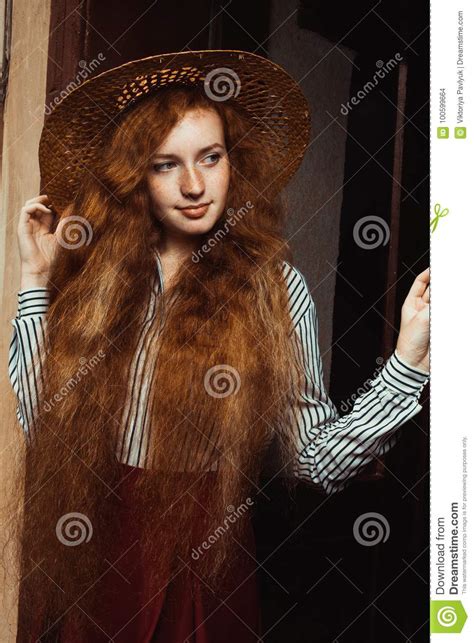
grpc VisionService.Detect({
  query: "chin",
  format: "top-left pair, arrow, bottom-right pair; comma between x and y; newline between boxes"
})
181,211 -> 221,229
183,219 -> 217,235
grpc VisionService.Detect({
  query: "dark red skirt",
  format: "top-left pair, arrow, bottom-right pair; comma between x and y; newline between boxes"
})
25,463 -> 262,642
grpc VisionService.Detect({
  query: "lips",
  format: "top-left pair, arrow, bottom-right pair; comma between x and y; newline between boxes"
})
177,203 -> 210,217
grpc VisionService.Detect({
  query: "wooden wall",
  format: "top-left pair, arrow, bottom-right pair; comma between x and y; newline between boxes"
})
0,1 -> 51,639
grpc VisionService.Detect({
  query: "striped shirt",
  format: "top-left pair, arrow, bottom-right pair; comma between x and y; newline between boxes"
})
8,252 -> 430,495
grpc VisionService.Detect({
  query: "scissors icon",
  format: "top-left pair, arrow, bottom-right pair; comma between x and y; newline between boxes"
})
430,203 -> 449,233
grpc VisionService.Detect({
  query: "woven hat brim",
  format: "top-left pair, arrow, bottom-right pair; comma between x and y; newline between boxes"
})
39,49 -> 311,215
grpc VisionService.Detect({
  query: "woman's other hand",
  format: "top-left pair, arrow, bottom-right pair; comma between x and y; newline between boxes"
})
396,267 -> 430,373
18,194 -> 59,289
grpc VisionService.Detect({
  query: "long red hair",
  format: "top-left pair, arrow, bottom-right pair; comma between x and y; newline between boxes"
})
4,85 -> 307,636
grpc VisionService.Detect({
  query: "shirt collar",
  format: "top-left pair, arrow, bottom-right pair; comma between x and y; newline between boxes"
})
152,248 -> 164,292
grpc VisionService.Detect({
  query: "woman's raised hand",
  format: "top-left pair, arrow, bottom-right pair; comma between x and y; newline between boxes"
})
395,267 -> 430,373
17,195 -> 59,288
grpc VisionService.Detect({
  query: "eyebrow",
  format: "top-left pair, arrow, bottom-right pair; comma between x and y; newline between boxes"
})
151,143 -> 225,160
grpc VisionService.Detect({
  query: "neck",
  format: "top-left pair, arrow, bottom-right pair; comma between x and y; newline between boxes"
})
157,231 -> 204,264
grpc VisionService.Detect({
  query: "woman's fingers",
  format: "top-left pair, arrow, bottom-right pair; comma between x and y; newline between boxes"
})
20,196 -> 53,224
416,267 -> 430,283
24,194 -> 50,205
407,267 -> 430,300
23,203 -> 52,215
422,285 -> 430,304
22,195 -> 52,214
19,199 -> 55,238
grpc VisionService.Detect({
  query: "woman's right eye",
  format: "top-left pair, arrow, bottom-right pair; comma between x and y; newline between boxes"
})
152,162 -> 176,172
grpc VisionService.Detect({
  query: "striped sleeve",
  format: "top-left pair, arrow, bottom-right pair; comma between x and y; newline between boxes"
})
8,288 -> 51,443
283,264 -> 430,496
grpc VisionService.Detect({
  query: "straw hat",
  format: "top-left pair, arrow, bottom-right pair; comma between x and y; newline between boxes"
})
39,49 -> 312,215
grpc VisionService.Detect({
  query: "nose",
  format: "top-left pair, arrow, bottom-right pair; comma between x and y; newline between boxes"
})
180,166 -> 205,200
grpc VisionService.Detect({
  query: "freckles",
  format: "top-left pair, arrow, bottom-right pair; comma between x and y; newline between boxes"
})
210,165 -> 230,191
148,179 -> 170,202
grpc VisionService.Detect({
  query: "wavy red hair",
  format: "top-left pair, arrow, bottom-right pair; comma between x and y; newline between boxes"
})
3,85 -> 307,637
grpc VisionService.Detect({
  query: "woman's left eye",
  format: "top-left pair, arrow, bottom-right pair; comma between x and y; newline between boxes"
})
202,153 -> 221,164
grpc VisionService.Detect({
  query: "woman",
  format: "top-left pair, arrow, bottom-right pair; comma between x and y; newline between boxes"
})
6,50 -> 429,642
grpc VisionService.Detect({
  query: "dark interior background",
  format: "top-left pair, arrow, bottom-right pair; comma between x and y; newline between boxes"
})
44,1 -> 430,641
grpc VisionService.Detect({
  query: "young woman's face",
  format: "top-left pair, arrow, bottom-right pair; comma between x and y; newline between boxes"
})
146,107 -> 230,242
